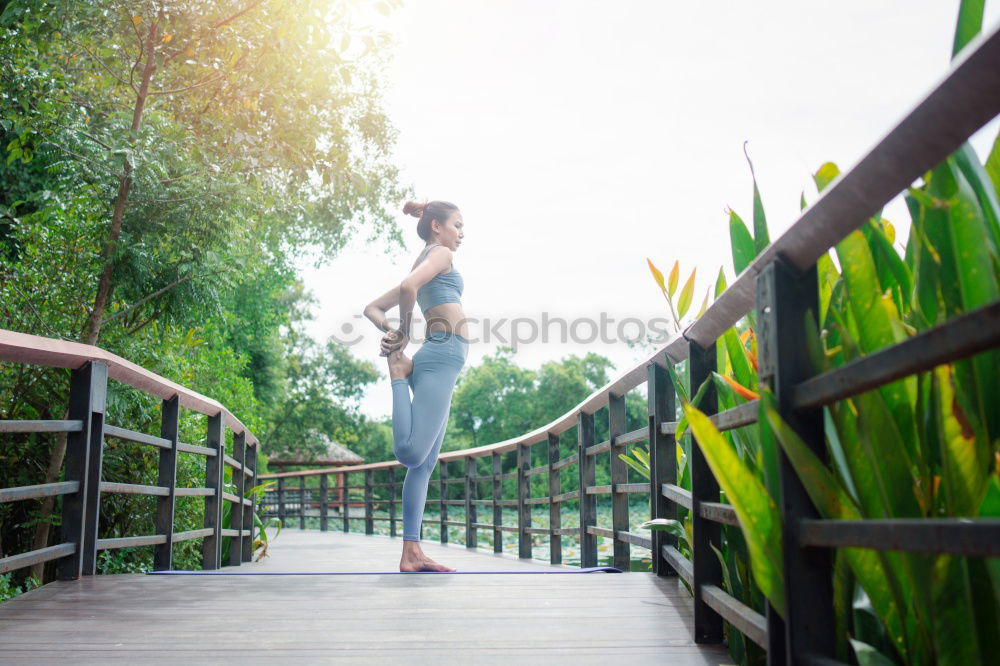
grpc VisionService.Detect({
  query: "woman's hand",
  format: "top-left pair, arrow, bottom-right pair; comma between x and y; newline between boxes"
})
379,329 -> 409,357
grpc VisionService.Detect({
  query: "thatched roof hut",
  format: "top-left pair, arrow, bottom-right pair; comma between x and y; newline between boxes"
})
267,432 -> 363,473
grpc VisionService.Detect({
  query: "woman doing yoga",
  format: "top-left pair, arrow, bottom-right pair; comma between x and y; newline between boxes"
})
362,200 -> 468,572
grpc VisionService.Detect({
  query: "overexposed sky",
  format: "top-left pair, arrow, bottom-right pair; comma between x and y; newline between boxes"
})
301,0 -> 1000,421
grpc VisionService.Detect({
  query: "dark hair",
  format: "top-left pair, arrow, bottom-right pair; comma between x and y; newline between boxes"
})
403,200 -> 459,241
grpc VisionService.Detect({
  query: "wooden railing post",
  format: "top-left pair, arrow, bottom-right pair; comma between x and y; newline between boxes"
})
278,476 -> 287,528
242,443 -> 257,563
341,472 -> 349,533
516,442 -> 531,559
758,259 -> 833,664
439,462 -> 448,543
548,432 -> 561,565
202,412 -> 225,570
578,411 -> 597,568
228,431 -> 246,566
689,341 -> 723,643
648,361 -> 677,577
58,360 -> 107,580
491,452 -> 502,553
364,469 -> 374,535
80,362 -> 109,577
609,391 -> 630,571
388,467 -> 397,537
465,457 -> 477,549
300,475 -> 307,530
154,395 -> 180,571
319,473 -> 329,531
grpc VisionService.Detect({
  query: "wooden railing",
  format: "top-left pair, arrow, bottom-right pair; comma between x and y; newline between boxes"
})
259,22 -> 1000,665
0,330 -> 260,579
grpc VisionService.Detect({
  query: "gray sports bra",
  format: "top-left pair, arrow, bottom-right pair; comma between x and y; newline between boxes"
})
414,243 -> 464,312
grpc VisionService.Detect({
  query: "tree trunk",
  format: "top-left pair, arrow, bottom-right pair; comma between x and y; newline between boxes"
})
81,14 -> 160,345
29,14 -> 161,583
27,429 -> 68,582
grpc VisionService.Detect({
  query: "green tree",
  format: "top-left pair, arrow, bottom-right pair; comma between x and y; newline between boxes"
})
0,0 -> 408,584
262,330 -> 381,461
447,347 -> 539,449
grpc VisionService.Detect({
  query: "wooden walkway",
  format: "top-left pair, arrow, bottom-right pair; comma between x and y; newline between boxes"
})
0,529 -> 732,664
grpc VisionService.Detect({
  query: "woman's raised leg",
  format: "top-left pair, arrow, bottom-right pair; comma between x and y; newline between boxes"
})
390,358 -> 458,469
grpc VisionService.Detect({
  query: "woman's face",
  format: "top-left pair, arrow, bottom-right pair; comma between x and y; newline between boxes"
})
433,210 -> 464,251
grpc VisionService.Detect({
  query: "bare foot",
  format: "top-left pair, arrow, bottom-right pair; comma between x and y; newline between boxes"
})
399,554 -> 457,573
387,350 -> 413,380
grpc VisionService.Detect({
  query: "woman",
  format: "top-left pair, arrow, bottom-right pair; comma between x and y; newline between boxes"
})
362,199 -> 468,572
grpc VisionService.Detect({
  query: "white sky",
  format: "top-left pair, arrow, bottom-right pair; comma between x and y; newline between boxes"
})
301,0 -> 1000,421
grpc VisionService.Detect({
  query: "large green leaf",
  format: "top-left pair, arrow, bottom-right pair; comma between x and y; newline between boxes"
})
684,403 -> 785,618
714,266 -> 727,298
744,144 -> 771,253
855,386 -> 935,658
931,555 -> 981,666
755,390 -> 783,504
951,0 -> 984,58
676,371 -> 714,441
905,189 -> 943,327
639,518 -> 687,546
944,158 -> 1000,310
722,327 -> 755,392
975,478 -> 1000,658
924,166 -> 966,319
864,219 -> 913,315
665,358 -> 689,403
677,267 -> 696,318
763,404 -> 909,660
985,129 -> 1000,195
927,160 -> 1000,446
836,228 -> 918,453
817,251 -> 839,327
829,393 -> 887,512
829,302 -> 919,520
814,162 -> 841,192
968,555 -> 1000,662
850,639 -> 897,666
835,229 -> 904,354
854,389 -> 922,518
943,163 -> 1000,446
933,365 -> 987,516
833,551 -> 854,662
953,142 -> 1000,260
729,209 -> 755,275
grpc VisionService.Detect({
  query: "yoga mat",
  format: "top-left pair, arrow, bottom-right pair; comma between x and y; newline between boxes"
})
146,566 -> 623,576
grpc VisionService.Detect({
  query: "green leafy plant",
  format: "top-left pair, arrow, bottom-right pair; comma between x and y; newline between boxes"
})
222,480 -> 282,563
641,5 -> 1000,663
0,571 -> 40,603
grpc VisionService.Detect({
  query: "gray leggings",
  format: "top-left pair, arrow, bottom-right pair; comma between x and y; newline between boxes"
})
391,331 -> 469,541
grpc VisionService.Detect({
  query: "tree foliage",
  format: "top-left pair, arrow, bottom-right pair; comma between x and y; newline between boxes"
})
0,0 -> 406,589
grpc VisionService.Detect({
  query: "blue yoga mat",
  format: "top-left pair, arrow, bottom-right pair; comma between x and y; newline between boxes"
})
146,566 -> 623,576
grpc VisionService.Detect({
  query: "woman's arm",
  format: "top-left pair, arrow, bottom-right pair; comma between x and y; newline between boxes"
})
362,285 -> 400,333
397,246 -> 452,338
368,246 -> 453,351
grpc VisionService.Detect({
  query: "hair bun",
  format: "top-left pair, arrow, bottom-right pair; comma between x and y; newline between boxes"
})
402,200 -> 426,218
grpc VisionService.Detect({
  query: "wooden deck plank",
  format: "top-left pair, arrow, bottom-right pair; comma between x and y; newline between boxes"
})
0,649 -> 731,666
0,529 -> 732,664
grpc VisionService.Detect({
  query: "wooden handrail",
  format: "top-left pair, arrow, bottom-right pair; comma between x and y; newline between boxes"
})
0,328 -> 257,445
0,332 -> 261,579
